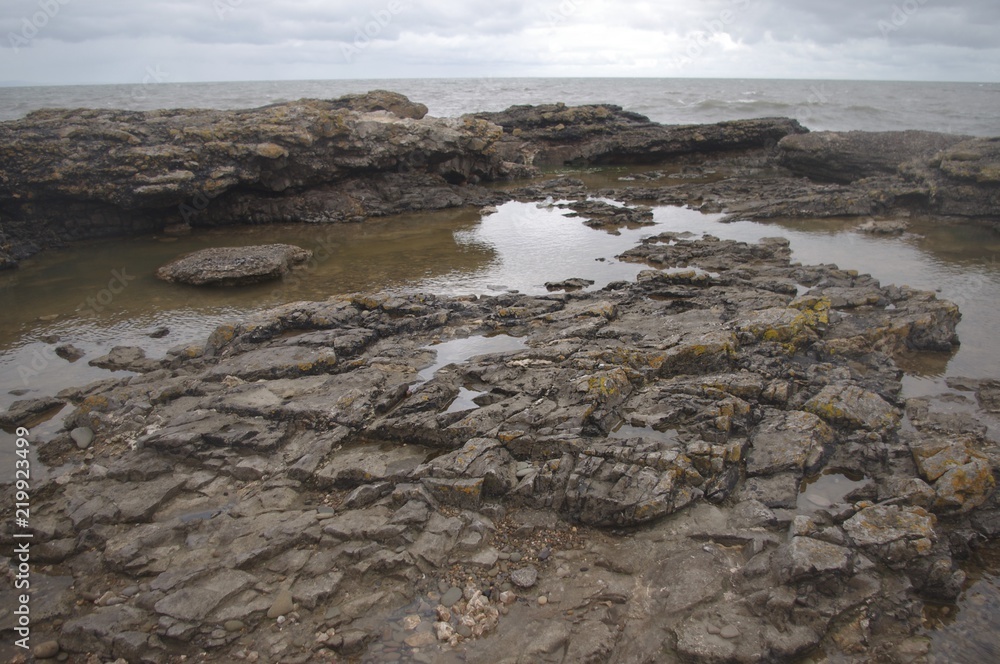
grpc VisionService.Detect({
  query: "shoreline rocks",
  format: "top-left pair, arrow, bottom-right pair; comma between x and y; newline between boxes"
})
3,227 -> 994,663
2,91 -> 998,270
155,243 -> 313,286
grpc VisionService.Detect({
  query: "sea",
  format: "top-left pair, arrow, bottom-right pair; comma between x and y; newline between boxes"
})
1,77 -> 999,136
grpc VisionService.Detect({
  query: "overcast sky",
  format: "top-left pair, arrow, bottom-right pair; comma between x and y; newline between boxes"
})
1,0 -> 998,84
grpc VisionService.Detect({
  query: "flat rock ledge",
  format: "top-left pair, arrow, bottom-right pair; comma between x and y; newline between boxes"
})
155,244 -> 313,286
3,233 -> 998,664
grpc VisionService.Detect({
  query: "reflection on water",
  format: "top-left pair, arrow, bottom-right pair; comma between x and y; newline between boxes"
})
416,335 -> 528,384
648,211 -> 1000,384
797,470 -> 869,515
923,544 -> 1000,663
1,169 -> 999,660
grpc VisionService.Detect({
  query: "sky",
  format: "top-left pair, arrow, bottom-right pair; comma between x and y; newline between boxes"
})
1,0 -> 998,85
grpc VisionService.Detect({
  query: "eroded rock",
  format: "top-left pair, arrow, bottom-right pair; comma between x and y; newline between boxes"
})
155,244 -> 313,286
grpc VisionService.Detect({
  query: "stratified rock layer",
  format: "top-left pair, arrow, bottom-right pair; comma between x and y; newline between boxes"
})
155,244 -> 312,286
2,231 -> 988,664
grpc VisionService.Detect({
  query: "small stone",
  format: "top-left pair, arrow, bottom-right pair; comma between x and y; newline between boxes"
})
225,620 -> 245,632
405,631 -> 437,648
538,547 -> 551,561
441,587 -> 463,608
33,640 -> 60,659
71,427 -> 95,450
537,596 -> 548,606
402,615 -> 421,631
267,589 -> 294,618
720,625 -> 741,640
434,622 -> 455,642
499,591 -> 516,605
95,590 -> 116,606
509,552 -> 523,563
457,623 -> 473,638
510,566 -> 538,589
55,345 -> 85,362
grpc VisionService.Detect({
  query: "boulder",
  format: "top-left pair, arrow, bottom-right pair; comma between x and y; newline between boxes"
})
155,244 -> 312,286
778,130 -> 968,183
804,383 -> 899,431
843,505 -> 936,565
746,410 -> 834,477
473,103 -> 807,166
327,89 -> 429,119
0,396 -> 63,426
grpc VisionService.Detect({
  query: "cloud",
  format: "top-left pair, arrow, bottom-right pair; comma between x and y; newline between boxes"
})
0,0 -> 997,83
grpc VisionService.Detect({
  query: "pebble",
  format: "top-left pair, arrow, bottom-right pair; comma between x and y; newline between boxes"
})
404,631 -> 437,648
434,622 -> 455,642
267,589 -> 294,618
538,547 -> 552,561
71,427 -> 95,450
55,344 -> 85,362
225,620 -> 245,632
510,566 -> 538,589
509,552 -> 523,563
457,623 -> 473,638
402,615 -> 421,631
95,590 -> 117,606
33,640 -> 60,659
537,596 -> 548,606
441,586 -> 463,608
720,625 -> 741,640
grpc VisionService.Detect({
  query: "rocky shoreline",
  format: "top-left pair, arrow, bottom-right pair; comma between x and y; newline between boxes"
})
1,90 -> 999,270
1,92 -> 999,663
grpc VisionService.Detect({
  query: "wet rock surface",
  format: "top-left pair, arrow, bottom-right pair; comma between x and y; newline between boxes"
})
155,244 -> 313,286
4,226 -> 996,664
3,90 -> 998,270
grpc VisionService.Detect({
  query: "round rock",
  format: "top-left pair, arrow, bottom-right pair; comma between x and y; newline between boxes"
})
70,427 -> 94,450
720,625 -> 741,640
440,586 -> 463,608
266,589 -> 294,618
510,565 -> 538,589
155,244 -> 313,287
33,640 -> 60,659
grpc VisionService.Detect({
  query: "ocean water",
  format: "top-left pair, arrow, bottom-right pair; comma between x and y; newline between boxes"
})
1,77 -> 998,136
